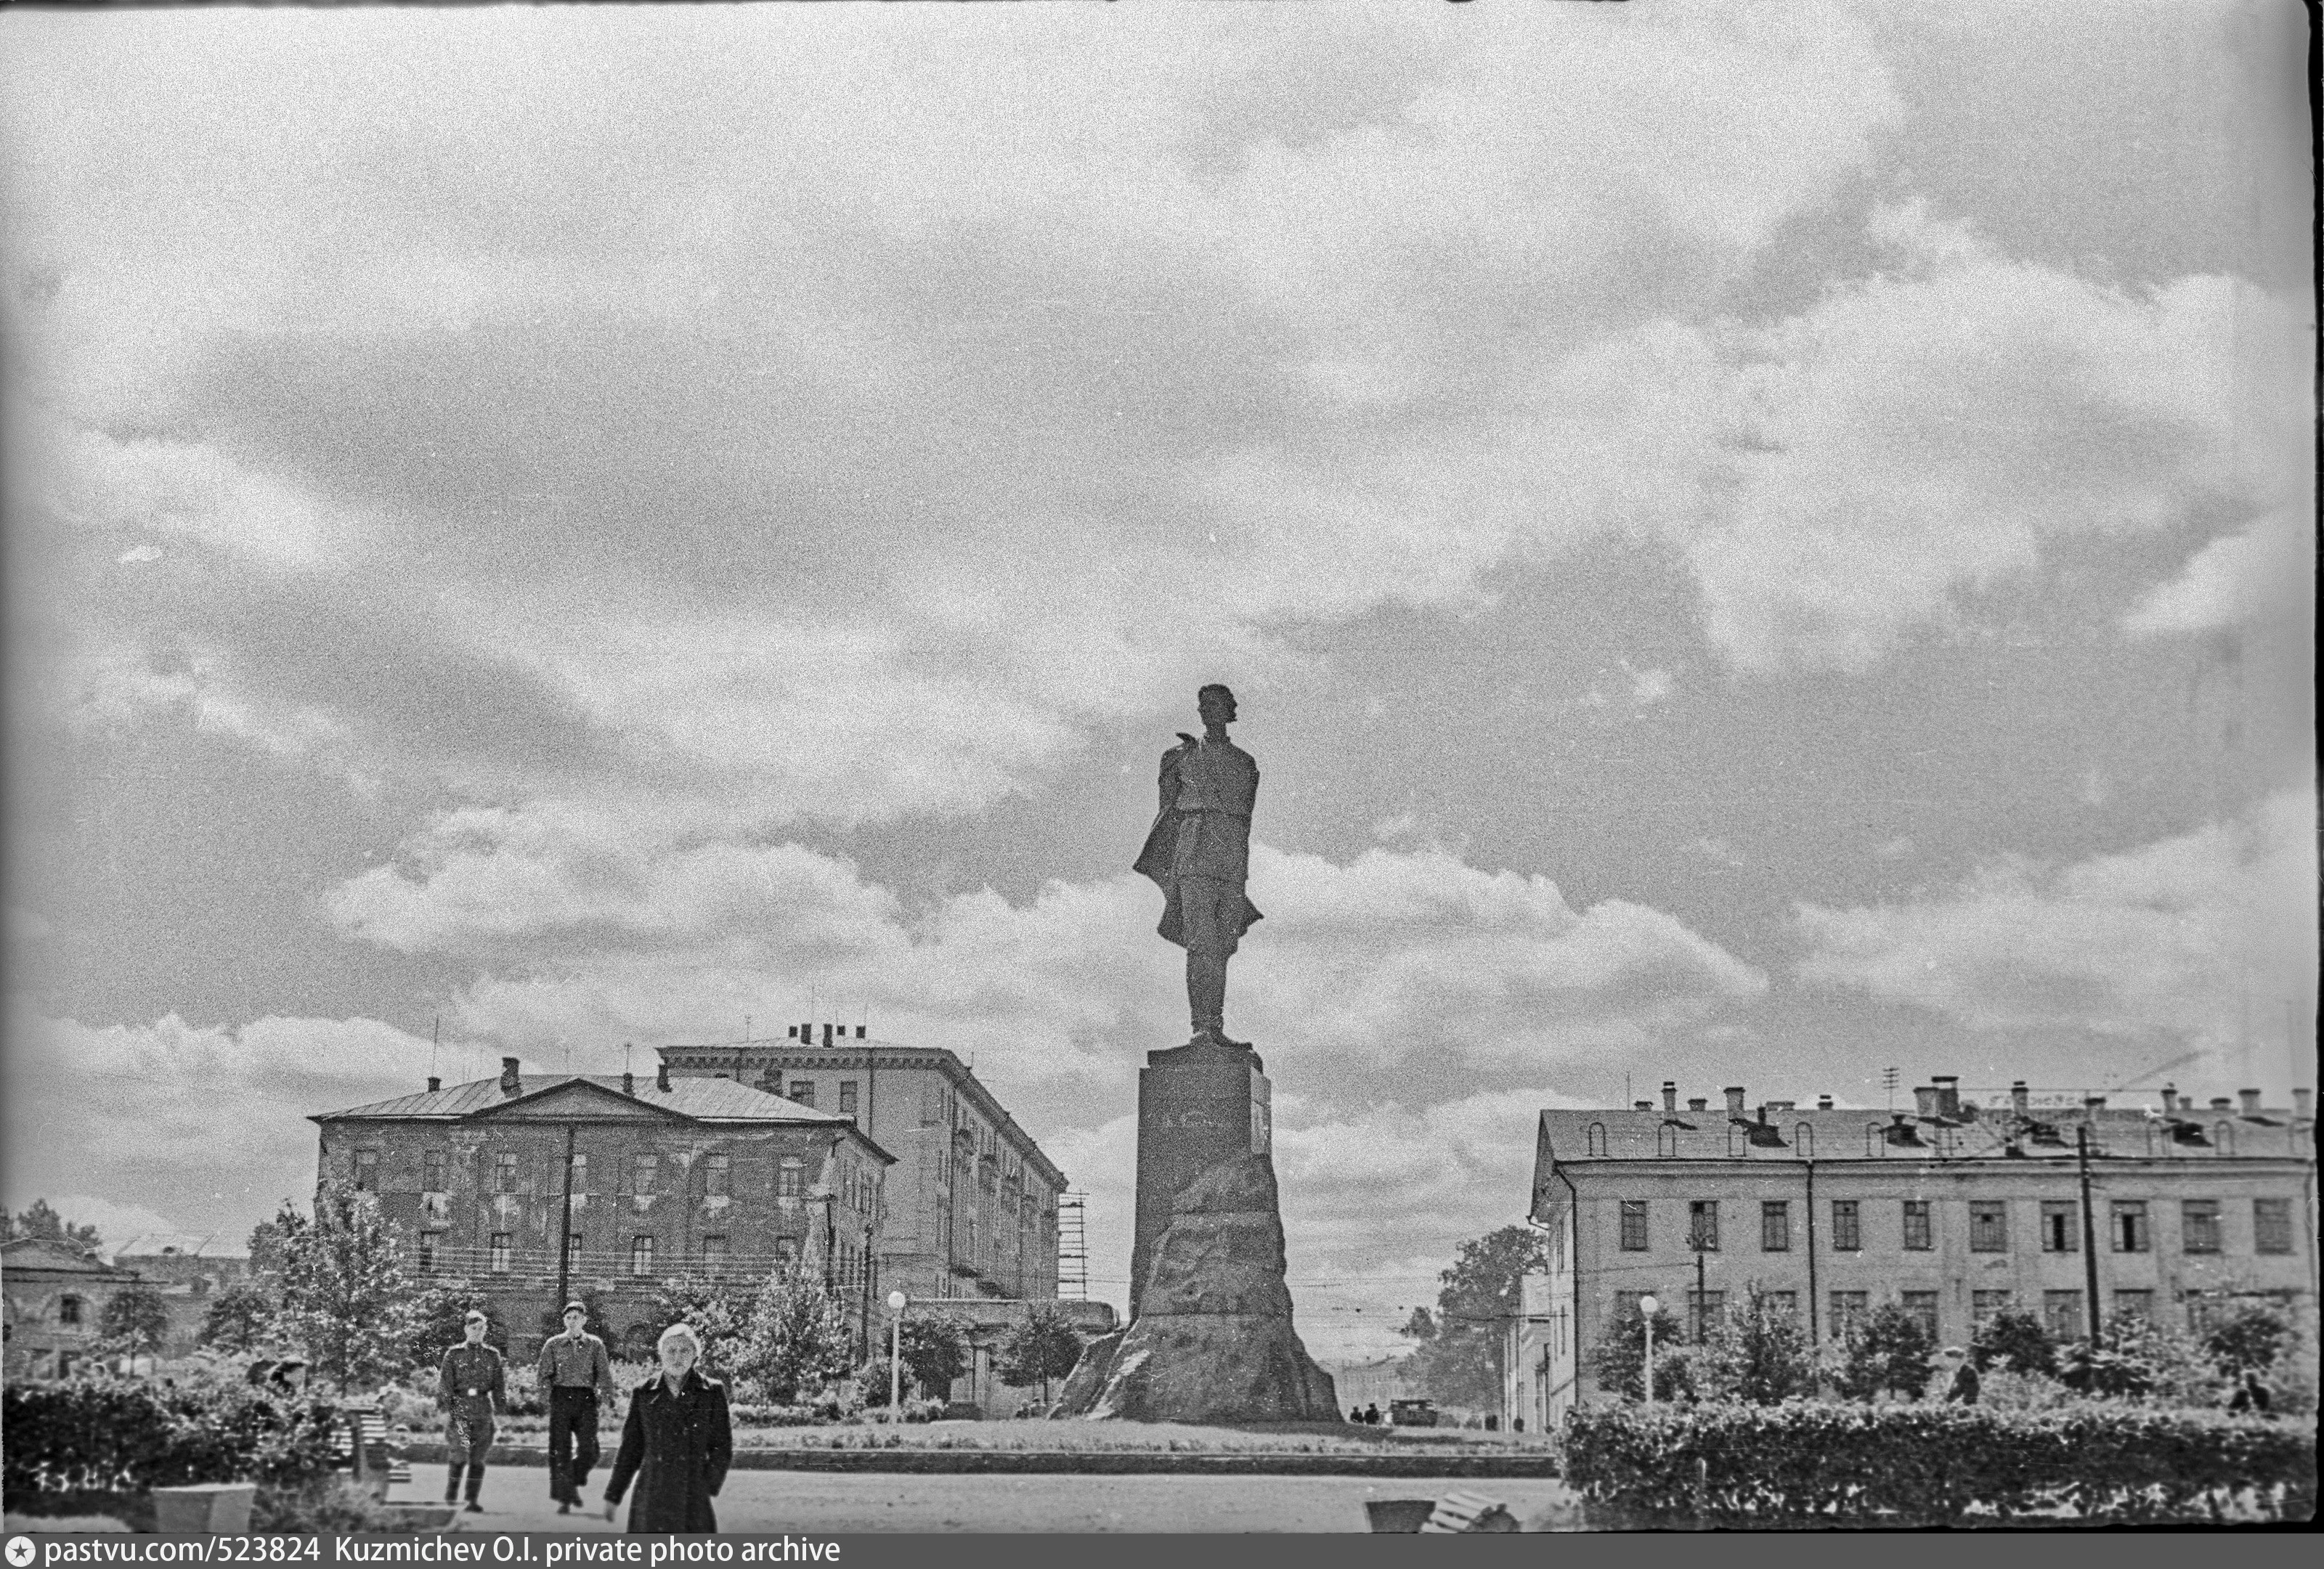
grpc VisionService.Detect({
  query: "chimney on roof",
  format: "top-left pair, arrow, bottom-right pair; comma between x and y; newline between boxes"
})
2161,1084 -> 2178,1113
856,1024 -> 868,1039
1932,1075 -> 1960,1120
1633,1100 -> 1653,1112
1687,1097 -> 1707,1112
657,1062 -> 671,1093
787,1025 -> 797,1039
2295,1088 -> 2314,1120
1723,1086 -> 1745,1117
622,1071 -> 635,1097
426,1076 -> 441,1093
2010,1080 -> 2030,1117
1761,1100 -> 1795,1119
1662,1081 -> 1678,1112
2238,1088 -> 2262,1116
1914,1085 -> 1941,1119
2209,1096 -> 2232,1112
500,1057 -> 521,1095
1816,1095 -> 1833,1111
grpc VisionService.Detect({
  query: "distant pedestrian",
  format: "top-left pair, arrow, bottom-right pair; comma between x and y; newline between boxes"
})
2227,1371 -> 2272,1414
439,1312 -> 505,1513
1941,1348 -> 1979,1405
539,1302 -> 617,1514
604,1323 -> 732,1534
1364,1402 -> 1381,1425
1349,1405 -> 1363,1424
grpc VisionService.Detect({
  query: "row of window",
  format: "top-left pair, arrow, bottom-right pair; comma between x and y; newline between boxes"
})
1617,1197 -> 2294,1256
418,1231 -> 793,1276
356,1149 -> 864,1203
781,1079 -> 860,1118
1616,1286 -> 2207,1345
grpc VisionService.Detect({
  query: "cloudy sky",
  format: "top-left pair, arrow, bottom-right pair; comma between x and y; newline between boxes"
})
3,2 -> 2312,1359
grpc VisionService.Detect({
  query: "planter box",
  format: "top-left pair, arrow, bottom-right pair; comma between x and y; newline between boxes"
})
150,1485 -> 256,1536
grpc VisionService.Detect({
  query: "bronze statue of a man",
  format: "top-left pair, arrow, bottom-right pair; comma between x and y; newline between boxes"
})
1134,684 -> 1262,1048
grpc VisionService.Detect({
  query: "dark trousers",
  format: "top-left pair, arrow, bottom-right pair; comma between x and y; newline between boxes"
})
547,1387 -> 602,1504
444,1413 -> 495,1503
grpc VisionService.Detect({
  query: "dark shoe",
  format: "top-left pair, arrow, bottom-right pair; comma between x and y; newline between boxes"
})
558,1502 -> 572,1515
464,1502 -> 483,1514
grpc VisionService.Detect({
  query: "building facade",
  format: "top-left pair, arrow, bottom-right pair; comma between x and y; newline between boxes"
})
1513,1078 -> 2317,1431
1,1239 -> 147,1378
658,1025 -> 1068,1304
110,1234 -> 254,1356
312,1058 -> 893,1358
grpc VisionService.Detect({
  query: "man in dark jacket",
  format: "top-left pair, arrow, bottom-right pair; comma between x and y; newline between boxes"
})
1941,1347 -> 1980,1404
539,1301 -> 617,1513
438,1311 -> 505,1512
604,1323 -> 732,1533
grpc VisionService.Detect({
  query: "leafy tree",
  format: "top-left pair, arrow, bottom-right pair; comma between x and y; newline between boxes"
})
2060,1312 -> 2224,1405
247,1210 -> 306,1280
6,1199 -> 103,1254
1397,1307 -> 1438,1342
1399,1226 -> 1548,1409
271,1186 -> 420,1391
1971,1308 -> 2057,1377
742,1276 -> 856,1403
1591,1298 -> 1692,1403
649,1277 -> 752,1377
407,1281 -> 508,1365
895,1316 -> 970,1401
2202,1305 -> 2289,1378
97,1287 -> 173,1356
200,1284 -> 280,1354
996,1304 -> 1085,1403
1834,1303 -> 1935,1401
1699,1290 -> 1814,1404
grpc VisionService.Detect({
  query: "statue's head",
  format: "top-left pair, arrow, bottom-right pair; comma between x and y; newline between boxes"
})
1198,684 -> 1238,728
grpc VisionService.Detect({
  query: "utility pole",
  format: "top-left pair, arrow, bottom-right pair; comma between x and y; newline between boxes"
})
2076,1122 -> 2103,1346
1694,1242 -> 1709,1344
555,1125 -> 579,1311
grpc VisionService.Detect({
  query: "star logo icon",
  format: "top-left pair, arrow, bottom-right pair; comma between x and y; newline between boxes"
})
7,1536 -> 37,1567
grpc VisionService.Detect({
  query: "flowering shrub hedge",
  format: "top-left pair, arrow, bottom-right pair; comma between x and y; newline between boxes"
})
1561,1401 -> 2316,1525
2,1381 -> 344,1500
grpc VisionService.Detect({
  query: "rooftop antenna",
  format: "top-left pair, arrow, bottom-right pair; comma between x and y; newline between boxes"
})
624,1042 -> 633,1077
744,1014 -> 751,1044
1882,1067 -> 1899,1113
431,1016 -> 439,1081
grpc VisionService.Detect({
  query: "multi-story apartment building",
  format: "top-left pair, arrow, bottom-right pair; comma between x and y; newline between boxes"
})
1513,1077 -> 2317,1431
312,1057 -> 892,1358
658,1025 -> 1068,1305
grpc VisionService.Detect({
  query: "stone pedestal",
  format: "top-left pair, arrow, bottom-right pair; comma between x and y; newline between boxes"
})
1054,1038 -> 1336,1424
1131,1038 -> 1272,1321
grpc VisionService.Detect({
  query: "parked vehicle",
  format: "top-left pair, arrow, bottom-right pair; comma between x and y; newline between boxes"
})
1388,1398 -> 1438,1427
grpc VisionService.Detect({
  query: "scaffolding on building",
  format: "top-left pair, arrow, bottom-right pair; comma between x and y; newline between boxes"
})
1056,1191 -> 1088,1300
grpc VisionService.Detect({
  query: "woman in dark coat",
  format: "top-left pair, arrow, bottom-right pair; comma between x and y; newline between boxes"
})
603,1323 -> 733,1533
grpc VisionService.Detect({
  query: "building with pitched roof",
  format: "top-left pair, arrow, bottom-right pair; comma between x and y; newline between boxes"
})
1,1238 -> 147,1377
1513,1077 -> 2317,1431
110,1234 -> 253,1356
657,1024 -> 1068,1304
311,1056 -> 893,1358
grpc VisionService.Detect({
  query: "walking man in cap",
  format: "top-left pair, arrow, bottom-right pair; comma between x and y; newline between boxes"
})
438,1311 -> 505,1512
538,1301 -> 617,1513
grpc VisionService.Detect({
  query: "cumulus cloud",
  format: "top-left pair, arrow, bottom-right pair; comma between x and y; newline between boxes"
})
1,1006 -> 450,1243
1796,791 -> 2317,1066
2124,508 -> 2315,637
1673,209 -> 2311,672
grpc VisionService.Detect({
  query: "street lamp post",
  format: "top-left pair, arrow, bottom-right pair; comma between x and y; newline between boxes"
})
887,1290 -> 907,1414
1639,1295 -> 1659,1410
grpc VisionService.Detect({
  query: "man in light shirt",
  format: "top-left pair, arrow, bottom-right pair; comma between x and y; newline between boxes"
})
537,1300 -> 617,1513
